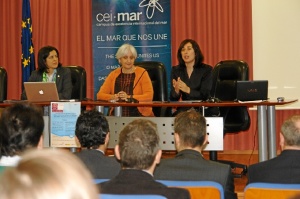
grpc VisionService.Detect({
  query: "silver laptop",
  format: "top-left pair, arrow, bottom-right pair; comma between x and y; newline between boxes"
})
236,80 -> 268,101
24,82 -> 59,102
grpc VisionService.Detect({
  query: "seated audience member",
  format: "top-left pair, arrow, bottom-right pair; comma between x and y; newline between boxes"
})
74,109 -> 121,178
248,115 -> 300,184
97,119 -> 190,199
0,102 -> 44,166
0,149 -> 98,199
154,109 -> 237,199
97,43 -> 154,116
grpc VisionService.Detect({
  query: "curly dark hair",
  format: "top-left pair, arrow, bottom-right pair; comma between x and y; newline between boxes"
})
0,102 -> 44,157
75,109 -> 109,149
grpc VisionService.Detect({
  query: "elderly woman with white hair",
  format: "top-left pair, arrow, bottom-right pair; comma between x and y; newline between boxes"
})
97,43 -> 154,116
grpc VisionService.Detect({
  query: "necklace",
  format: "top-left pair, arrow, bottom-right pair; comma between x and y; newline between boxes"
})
122,66 -> 135,74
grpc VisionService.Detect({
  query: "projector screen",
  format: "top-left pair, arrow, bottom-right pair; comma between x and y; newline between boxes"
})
252,0 -> 300,109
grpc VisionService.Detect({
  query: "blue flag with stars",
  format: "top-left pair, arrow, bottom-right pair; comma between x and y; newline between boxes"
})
21,0 -> 35,83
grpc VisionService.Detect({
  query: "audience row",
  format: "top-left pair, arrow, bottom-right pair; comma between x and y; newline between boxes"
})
0,102 -> 300,199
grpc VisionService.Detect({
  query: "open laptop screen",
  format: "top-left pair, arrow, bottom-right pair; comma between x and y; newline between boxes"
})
24,82 -> 59,102
236,80 -> 268,101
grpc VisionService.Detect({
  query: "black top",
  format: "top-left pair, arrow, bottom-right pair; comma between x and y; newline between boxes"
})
170,63 -> 213,114
170,63 -> 213,101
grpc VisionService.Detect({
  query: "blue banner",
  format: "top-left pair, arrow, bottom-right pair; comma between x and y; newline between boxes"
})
92,0 -> 171,99
21,0 -> 35,83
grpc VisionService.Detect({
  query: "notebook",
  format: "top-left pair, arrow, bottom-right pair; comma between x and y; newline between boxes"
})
236,80 -> 268,101
24,82 -> 59,102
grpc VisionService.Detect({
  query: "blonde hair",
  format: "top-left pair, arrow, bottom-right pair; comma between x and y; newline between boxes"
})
0,149 -> 98,199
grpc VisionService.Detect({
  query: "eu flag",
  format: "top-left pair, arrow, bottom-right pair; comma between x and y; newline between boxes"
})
21,0 -> 35,83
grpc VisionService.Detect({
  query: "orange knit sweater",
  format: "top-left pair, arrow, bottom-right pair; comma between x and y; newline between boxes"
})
97,66 -> 154,116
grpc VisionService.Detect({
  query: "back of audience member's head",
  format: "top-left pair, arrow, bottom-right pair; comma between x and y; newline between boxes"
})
280,115 -> 300,148
0,102 -> 44,157
0,148 -> 98,199
174,109 -> 207,150
117,119 -> 160,170
75,109 -> 110,149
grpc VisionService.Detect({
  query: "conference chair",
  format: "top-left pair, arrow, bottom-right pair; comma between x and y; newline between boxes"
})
64,66 -> 86,100
210,60 -> 251,177
244,182 -> 300,199
134,61 -> 170,117
100,194 -> 167,199
158,180 -> 224,199
0,66 -> 8,102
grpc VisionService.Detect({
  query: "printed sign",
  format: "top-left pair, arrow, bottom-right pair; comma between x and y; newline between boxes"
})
92,0 -> 171,98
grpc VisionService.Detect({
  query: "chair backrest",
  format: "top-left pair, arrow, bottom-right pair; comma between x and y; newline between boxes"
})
100,194 -> 167,199
0,66 -> 8,102
64,66 -> 86,100
158,180 -> 224,199
244,182 -> 300,199
134,61 -> 170,116
212,60 -> 251,132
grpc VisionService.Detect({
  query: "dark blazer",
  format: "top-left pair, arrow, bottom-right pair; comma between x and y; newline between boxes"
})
21,66 -> 72,100
248,150 -> 300,184
154,149 -> 237,199
98,169 -> 190,199
75,149 -> 121,179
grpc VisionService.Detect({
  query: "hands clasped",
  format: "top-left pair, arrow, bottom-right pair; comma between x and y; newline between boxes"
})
173,77 -> 190,94
112,91 -> 129,101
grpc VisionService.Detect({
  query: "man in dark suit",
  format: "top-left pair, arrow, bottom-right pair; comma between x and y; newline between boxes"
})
154,109 -> 237,199
75,109 -> 120,179
97,119 -> 190,199
248,115 -> 300,184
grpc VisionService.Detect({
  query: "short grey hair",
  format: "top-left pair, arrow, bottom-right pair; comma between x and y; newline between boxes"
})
115,44 -> 137,59
281,115 -> 300,146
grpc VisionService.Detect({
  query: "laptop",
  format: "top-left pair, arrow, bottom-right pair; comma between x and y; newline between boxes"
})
236,80 -> 268,101
24,82 -> 59,102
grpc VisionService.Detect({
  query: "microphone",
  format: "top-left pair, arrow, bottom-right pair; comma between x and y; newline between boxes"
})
126,69 -> 147,103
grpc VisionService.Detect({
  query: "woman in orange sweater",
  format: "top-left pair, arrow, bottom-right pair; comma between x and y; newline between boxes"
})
97,44 -> 154,117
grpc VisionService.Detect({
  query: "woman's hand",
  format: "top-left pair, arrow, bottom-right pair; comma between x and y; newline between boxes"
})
172,79 -> 180,94
176,77 -> 190,94
118,91 -> 129,101
111,94 -> 119,101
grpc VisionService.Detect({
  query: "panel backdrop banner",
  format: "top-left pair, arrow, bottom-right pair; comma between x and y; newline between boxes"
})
92,0 -> 171,98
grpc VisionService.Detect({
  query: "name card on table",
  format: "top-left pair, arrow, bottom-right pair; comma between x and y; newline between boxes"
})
50,102 -> 81,147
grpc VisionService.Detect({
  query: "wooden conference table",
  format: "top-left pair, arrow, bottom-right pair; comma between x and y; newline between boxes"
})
0,99 -> 297,162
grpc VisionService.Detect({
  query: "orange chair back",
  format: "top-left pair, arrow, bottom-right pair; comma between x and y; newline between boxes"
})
244,183 -> 300,199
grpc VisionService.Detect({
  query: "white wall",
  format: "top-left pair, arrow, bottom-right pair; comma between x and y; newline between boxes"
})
252,0 -> 300,108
